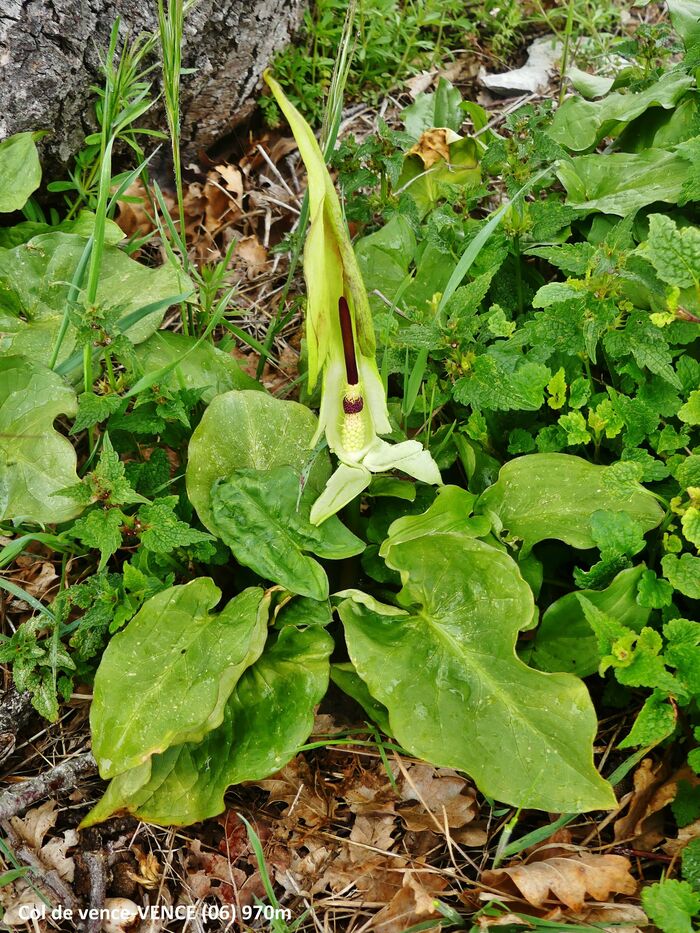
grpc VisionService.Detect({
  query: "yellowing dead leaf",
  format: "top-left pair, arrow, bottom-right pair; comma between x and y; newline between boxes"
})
481,854 -> 636,912
408,128 -> 462,168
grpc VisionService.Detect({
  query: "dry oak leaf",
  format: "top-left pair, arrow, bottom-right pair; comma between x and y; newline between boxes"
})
614,758 -> 695,848
398,764 -> 479,833
369,871 -> 447,933
257,757 -> 337,829
664,817 -> 700,857
234,235 -> 268,278
481,854 -> 636,912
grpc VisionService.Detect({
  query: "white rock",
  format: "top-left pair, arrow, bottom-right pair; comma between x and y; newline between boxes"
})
480,36 -> 563,96
100,897 -> 140,933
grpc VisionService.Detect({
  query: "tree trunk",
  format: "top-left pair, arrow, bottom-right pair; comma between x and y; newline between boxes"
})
0,0 -> 303,168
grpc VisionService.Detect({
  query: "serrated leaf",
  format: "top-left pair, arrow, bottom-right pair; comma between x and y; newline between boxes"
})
186,390 -> 331,533
84,626 -> 331,826
90,580 -> 269,778
678,390 -> 700,425
477,454 -> 663,556
339,531 -> 616,812
0,356 -> 82,523
642,879 -> 700,933
211,466 -> 364,600
644,214 -> 700,289
619,691 -> 677,748
69,508 -> 123,570
662,553 -> 700,599
137,497 -> 213,554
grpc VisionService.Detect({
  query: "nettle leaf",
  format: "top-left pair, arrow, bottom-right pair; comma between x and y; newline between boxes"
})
531,566 -> 650,676
137,497 -> 213,555
477,454 -> 663,556
0,132 -> 42,212
662,553 -> 700,599
339,531 -> 615,811
0,232 -> 192,363
453,356 -> 551,412
134,331 -> 261,403
643,214 -> 700,288
187,390 -> 331,533
91,579 -> 269,778
679,390 -> 700,425
83,626 -> 332,826
0,356 -> 82,524
211,466 -> 364,600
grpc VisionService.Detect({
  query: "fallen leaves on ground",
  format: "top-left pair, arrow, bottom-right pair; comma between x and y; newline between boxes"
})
614,758 -> 697,848
481,852 -> 636,911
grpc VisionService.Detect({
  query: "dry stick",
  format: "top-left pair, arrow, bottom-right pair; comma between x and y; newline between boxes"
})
0,752 -> 97,821
83,851 -> 108,933
0,688 -> 34,766
1,820 -> 79,913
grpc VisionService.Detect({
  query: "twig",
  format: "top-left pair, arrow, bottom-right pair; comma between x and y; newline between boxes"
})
0,752 -> 97,821
83,851 -> 108,933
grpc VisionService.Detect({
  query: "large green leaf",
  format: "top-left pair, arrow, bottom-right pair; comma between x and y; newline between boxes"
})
211,466 -> 364,600
530,566 -> 650,677
338,531 -> 616,811
0,232 -> 192,363
667,0 -> 700,48
0,211 -> 124,250
556,150 -> 690,216
186,390 -> 331,532
0,356 -> 82,524
549,73 -> 693,152
133,331 -> 261,403
90,580 -> 269,779
83,626 -> 332,826
477,453 -> 663,555
0,133 -> 41,213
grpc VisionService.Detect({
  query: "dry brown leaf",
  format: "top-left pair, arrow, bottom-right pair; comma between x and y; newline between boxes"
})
482,854 -> 636,912
10,800 -> 59,849
406,70 -> 437,98
126,847 -> 160,889
214,163 -> 244,202
408,128 -> 461,168
567,902 -> 647,933
232,234 -> 268,279
257,757 -> 336,829
182,838 -> 244,904
369,871 -> 447,932
398,764 -> 479,833
663,817 -> 700,856
40,829 -> 77,882
614,759 -> 694,848
12,558 -> 58,603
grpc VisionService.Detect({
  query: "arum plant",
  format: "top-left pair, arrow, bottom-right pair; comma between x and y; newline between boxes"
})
265,74 -> 442,524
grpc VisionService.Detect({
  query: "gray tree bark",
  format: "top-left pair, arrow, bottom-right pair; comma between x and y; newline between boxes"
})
0,0 -> 303,167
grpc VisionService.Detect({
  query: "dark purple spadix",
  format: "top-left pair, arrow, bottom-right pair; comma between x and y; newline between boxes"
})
338,296 -> 359,386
